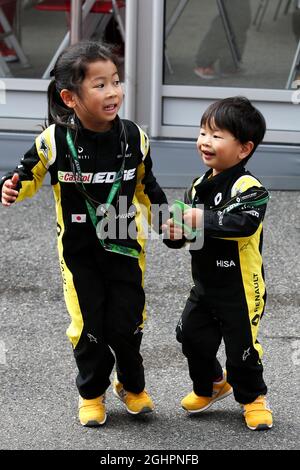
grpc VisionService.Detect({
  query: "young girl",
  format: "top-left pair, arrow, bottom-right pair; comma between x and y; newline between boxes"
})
1,40 -> 168,427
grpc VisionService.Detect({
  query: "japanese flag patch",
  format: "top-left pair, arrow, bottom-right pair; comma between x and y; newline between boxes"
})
72,214 -> 87,223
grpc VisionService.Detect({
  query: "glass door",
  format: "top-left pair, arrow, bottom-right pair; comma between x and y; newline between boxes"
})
150,0 -> 300,143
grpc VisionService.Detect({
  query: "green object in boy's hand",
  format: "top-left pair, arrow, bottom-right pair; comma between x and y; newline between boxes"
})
171,200 -> 197,237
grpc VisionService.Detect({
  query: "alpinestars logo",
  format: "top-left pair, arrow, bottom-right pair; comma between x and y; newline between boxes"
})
39,138 -> 50,160
87,333 -> 98,343
242,347 -> 251,361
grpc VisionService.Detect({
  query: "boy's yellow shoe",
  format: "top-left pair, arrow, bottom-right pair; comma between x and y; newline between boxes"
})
113,378 -> 154,415
78,394 -> 106,427
243,395 -> 273,431
181,371 -> 232,413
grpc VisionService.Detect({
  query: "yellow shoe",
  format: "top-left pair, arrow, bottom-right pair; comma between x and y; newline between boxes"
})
78,394 -> 106,427
243,395 -> 273,431
113,378 -> 154,415
181,370 -> 232,413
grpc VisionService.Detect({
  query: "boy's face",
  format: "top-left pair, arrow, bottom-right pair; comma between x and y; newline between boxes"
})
197,123 -> 253,176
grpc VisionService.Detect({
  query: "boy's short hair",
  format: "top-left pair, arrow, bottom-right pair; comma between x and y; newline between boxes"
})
201,96 -> 266,163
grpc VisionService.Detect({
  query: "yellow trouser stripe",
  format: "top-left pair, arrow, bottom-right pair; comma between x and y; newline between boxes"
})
133,162 -> 151,327
238,224 -> 265,358
53,183 -> 84,348
133,192 -> 148,327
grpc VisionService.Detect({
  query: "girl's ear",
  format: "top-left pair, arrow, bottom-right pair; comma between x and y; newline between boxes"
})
239,141 -> 254,160
60,89 -> 76,109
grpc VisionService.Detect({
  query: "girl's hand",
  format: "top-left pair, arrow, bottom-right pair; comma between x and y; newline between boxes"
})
183,208 -> 203,230
162,218 -> 184,240
1,173 -> 20,207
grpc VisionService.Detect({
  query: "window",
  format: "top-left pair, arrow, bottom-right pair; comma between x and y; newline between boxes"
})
0,0 -> 125,79
164,0 -> 300,89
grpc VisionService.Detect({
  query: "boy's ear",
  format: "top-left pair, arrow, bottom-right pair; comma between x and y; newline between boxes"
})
60,89 -> 76,109
239,141 -> 254,160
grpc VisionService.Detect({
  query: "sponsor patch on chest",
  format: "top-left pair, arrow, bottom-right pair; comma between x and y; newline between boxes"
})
58,169 -> 136,183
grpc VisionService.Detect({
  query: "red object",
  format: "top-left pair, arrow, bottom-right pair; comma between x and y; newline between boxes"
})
0,1 -> 17,30
35,0 -> 125,14
0,44 -> 17,62
0,0 -> 17,8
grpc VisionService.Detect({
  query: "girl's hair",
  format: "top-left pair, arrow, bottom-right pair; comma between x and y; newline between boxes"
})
201,96 -> 266,163
47,40 -> 120,127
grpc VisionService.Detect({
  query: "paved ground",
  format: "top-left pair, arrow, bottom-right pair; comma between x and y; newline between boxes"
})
0,188 -> 299,451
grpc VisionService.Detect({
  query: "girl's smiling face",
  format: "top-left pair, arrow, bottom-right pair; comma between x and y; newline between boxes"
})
197,122 -> 254,176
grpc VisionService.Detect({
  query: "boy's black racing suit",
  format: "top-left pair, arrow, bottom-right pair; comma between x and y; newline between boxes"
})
165,162 -> 269,404
1,117 -> 168,398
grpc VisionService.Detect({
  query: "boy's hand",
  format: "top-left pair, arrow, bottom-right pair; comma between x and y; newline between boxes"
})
183,208 -> 203,230
1,173 -> 20,207
162,218 -> 184,240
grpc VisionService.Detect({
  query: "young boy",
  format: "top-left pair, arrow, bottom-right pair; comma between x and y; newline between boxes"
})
163,96 -> 273,431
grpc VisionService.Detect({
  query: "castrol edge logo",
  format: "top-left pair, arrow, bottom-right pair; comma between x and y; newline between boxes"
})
58,169 -> 136,184
58,172 -> 93,183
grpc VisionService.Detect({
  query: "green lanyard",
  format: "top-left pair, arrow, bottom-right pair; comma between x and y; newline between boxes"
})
66,127 -> 140,259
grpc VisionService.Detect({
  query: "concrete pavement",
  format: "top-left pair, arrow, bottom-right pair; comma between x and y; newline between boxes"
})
0,188 -> 299,450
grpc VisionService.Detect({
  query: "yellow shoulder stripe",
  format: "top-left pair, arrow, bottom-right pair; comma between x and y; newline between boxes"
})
191,175 -> 204,200
231,175 -> 262,197
35,124 -> 57,169
135,124 -> 150,161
